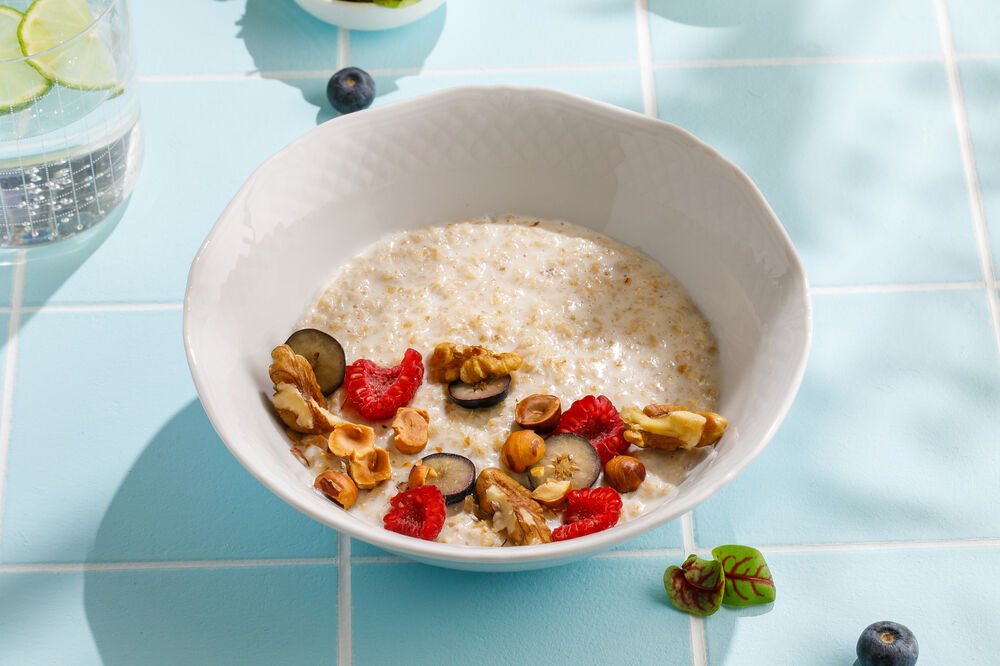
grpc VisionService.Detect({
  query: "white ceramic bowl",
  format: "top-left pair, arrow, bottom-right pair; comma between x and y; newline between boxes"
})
184,87 -> 811,571
291,0 -> 445,31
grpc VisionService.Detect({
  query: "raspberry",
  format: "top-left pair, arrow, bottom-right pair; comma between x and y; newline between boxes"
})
551,395 -> 627,464
344,348 -> 424,420
552,487 -> 622,542
382,485 -> 446,541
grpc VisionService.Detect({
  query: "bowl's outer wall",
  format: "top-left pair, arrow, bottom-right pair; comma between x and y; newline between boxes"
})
291,0 -> 446,30
184,87 -> 811,570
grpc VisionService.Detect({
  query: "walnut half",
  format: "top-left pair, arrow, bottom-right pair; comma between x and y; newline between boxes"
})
474,468 -> 551,545
621,404 -> 727,451
427,342 -> 523,384
269,345 -> 342,434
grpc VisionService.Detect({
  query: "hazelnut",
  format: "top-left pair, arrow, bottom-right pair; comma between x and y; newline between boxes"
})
603,455 -> 646,493
530,479 -> 571,508
392,407 -> 430,455
314,471 -> 359,508
515,394 -> 562,432
348,447 -> 392,489
328,422 -> 376,458
500,429 -> 545,473
407,464 -> 438,489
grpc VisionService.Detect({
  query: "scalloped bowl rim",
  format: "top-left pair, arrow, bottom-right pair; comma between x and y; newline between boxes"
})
184,86 -> 811,570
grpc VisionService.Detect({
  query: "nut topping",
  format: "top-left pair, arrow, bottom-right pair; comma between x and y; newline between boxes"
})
269,344 -> 342,434
603,455 -> 646,493
621,404 -> 727,451
314,471 -> 359,508
500,429 -> 545,473
407,464 -> 438,489
530,479 -> 572,508
427,342 -> 523,384
348,447 -> 392,489
515,394 -> 562,432
328,422 -> 376,458
474,467 -> 551,545
392,407 -> 430,454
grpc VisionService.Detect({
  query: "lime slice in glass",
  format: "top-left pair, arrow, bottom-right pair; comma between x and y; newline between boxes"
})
0,6 -> 50,110
18,0 -> 116,90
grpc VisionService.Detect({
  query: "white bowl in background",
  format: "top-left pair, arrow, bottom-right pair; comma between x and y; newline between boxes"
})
183,87 -> 811,571
291,0 -> 445,31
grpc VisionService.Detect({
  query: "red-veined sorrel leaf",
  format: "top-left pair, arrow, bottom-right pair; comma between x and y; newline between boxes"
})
711,545 -> 776,607
663,554 -> 725,617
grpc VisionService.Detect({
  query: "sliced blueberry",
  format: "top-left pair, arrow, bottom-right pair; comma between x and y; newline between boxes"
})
856,621 -> 918,666
448,375 -> 511,409
527,433 -> 602,490
284,328 -> 346,395
326,67 -> 375,114
420,453 -> 476,505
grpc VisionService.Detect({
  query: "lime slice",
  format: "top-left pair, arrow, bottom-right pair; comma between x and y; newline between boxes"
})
18,0 -> 116,90
0,6 -> 50,110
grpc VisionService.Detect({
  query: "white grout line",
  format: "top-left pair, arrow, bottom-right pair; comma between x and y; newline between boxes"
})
351,555 -> 407,564
338,27 -> 350,70
634,0 -> 658,118
137,61 -> 640,84
0,557 -> 338,574
0,251 -> 25,561
679,513 -> 707,666
653,52 -> 944,70
0,537 -> 995,575
934,0 -> 1000,361
680,513 -> 696,554
20,302 -> 183,314
594,547 -> 685,559
760,537 -> 1000,554
338,532 -> 351,666
810,281 -> 984,295
133,51 -> 979,86
956,51 -> 1000,61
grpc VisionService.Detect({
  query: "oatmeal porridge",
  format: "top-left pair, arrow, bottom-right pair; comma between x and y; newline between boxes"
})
271,215 -> 724,546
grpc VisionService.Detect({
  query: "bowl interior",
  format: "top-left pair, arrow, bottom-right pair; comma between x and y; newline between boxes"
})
184,87 -> 810,571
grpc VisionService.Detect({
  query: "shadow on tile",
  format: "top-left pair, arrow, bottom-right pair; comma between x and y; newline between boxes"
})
79,399 -> 338,662
7,198 -> 126,322
82,399 -> 336,565
237,0 -> 446,125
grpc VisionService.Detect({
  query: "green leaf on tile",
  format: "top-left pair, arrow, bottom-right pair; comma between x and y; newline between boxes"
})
663,554 -> 725,616
711,545 -> 776,607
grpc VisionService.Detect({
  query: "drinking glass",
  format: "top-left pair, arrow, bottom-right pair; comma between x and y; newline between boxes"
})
0,0 -> 141,247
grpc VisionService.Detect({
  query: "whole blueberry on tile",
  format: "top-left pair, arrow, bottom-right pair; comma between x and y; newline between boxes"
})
856,621 -> 918,666
326,67 -> 375,114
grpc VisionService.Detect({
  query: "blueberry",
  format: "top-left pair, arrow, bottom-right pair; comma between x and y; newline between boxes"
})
326,67 -> 375,114
856,621 -> 918,666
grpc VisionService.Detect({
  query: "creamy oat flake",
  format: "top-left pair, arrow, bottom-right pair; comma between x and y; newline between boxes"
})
296,215 -> 721,546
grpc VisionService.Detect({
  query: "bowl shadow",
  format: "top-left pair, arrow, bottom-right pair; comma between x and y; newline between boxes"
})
80,399 -> 338,663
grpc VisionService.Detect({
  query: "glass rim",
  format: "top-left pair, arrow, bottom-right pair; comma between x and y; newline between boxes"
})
0,0 -> 119,66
